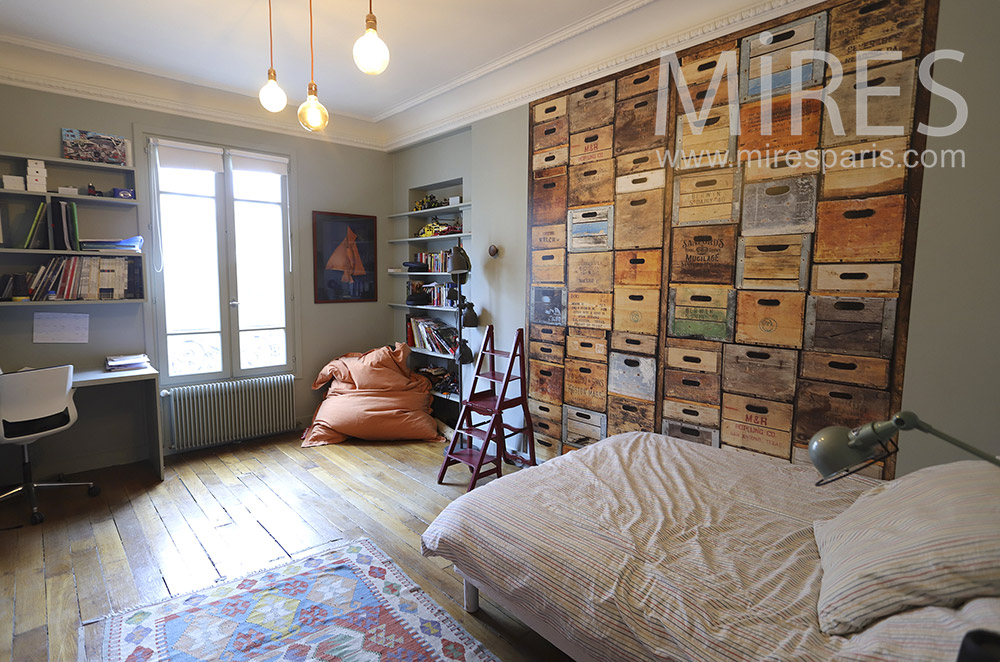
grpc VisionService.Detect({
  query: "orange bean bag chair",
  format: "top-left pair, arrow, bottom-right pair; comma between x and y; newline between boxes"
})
302,342 -> 442,447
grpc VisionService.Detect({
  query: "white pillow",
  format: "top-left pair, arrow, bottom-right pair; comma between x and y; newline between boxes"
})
813,460 -> 1000,635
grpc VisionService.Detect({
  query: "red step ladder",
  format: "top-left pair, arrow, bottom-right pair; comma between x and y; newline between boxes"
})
437,325 -> 536,492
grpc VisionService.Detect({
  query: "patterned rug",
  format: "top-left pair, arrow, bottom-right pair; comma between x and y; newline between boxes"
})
99,538 -> 497,662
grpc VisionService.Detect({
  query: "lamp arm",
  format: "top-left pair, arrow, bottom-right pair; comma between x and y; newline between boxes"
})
919,420 -> 1000,467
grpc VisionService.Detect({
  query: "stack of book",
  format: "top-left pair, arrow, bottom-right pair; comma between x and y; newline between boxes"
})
3,255 -> 143,302
105,354 -> 151,372
406,316 -> 459,356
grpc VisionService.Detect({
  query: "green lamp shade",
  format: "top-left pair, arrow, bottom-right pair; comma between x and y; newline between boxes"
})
809,425 -> 892,485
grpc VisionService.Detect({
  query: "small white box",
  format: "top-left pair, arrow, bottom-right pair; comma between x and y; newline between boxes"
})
27,175 -> 46,187
27,166 -> 47,177
58,186 -> 79,195
2,175 -> 25,190
449,195 -> 462,206
27,183 -> 47,193
26,159 -> 44,169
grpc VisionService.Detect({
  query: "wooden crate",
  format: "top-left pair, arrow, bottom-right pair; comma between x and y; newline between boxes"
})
611,331 -> 658,356
804,295 -> 897,358
670,224 -> 738,284
720,392 -> 794,459
568,160 -> 615,208
562,405 -> 608,449
567,251 -> 613,292
607,394 -> 657,435
530,223 -> 567,251
568,81 -> 616,133
678,41 -> 738,110
530,248 -> 565,284
567,292 -> 613,330
799,351 -> 890,389
608,351 -> 657,402
736,234 -> 811,291
614,189 -> 665,249
529,323 -> 566,345
532,168 -> 567,226
744,151 -> 821,182
532,115 -> 569,152
739,91 -> 822,155
612,286 -> 660,336
735,290 -> 806,348
529,287 -> 567,326
614,91 -> 666,156
722,343 -> 798,402
664,368 -> 721,405
528,340 -> 565,365
616,148 -> 665,176
665,337 -> 723,374
533,95 -> 567,124
563,358 -> 608,411
568,205 -> 614,252
532,145 -> 569,172
615,168 -> 666,194
566,327 -> 609,363
815,195 -> 905,263
672,167 -> 741,227
827,0 -> 924,74
532,415 -> 562,442
569,125 -> 614,165
667,284 -> 736,342
614,249 -> 662,287
822,60 -> 917,148
740,12 -> 828,102
811,263 -> 901,293
661,397 -> 720,428
675,105 -> 736,169
528,360 -> 564,405
741,175 -> 818,236
680,41 -> 738,86
822,137 -> 908,199
528,397 -> 561,425
793,380 -> 891,445
661,419 -> 720,447
617,65 -> 662,101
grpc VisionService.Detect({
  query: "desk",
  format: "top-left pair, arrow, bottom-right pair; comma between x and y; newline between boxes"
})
72,366 -> 164,480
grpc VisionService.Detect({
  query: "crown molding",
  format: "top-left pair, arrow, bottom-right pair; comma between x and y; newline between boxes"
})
371,0 -> 655,122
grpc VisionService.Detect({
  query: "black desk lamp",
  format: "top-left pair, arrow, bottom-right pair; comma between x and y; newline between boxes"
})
809,410 -> 1000,485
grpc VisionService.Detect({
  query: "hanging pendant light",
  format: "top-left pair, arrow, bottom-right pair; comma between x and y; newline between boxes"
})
258,0 -> 287,112
353,0 -> 390,75
297,0 -> 329,131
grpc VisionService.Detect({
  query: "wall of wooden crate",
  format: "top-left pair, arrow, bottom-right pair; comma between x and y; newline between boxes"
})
525,0 -> 937,479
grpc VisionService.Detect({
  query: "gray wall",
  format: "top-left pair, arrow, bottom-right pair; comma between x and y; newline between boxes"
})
0,83 -> 393,481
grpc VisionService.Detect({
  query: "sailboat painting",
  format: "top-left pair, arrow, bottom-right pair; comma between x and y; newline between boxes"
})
313,211 -> 377,303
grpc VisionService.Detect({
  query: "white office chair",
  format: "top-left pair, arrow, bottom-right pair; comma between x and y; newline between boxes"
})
0,365 -> 100,524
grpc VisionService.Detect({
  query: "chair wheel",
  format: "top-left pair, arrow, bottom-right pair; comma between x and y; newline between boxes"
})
30,512 -> 44,525
87,485 -> 101,497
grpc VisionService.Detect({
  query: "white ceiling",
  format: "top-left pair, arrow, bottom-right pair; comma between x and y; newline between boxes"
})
0,0 -> 820,150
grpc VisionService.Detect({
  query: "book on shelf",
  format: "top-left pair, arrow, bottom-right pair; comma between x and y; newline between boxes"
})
21,202 -> 47,249
11,255 -> 139,302
105,353 -> 150,372
408,316 -> 459,356
79,235 -> 143,252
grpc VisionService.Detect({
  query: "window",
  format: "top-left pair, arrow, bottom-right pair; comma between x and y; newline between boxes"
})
149,139 -> 293,382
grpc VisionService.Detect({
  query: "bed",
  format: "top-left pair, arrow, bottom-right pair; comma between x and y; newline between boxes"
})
421,432 -> 1000,661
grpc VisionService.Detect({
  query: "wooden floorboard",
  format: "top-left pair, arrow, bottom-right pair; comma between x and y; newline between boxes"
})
0,432 -> 571,662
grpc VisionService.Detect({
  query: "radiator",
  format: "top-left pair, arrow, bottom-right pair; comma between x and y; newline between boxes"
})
162,374 -> 295,451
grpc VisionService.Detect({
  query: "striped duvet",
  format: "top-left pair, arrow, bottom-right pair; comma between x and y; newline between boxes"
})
421,432 -> 1000,661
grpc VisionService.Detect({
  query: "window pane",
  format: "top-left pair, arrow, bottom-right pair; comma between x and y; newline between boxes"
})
233,170 -> 282,203
239,329 -> 286,369
234,200 -> 285,330
167,333 -> 222,376
158,167 -> 216,196
160,193 -> 221,334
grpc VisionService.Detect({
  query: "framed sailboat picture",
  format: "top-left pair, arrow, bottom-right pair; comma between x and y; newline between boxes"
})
313,211 -> 377,303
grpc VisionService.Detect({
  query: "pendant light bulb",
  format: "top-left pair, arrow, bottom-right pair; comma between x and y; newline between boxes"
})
297,82 -> 329,131
259,69 -> 287,112
353,10 -> 390,75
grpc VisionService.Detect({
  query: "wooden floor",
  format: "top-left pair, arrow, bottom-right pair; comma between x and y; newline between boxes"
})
0,432 -> 569,662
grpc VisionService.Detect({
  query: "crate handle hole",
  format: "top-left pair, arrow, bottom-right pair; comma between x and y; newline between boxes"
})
541,328 -> 553,335
628,295 -> 645,302
839,272 -> 869,280
543,182 -> 556,190
697,60 -> 717,72
625,359 -> 640,367
575,412 -> 592,420
765,185 -> 790,196
630,198 -> 648,206
538,422 -> 551,430
694,235 -> 712,242
758,244 -> 790,252
696,90 -> 708,100
540,370 -> 552,377
682,355 -> 702,364
544,127 -> 556,136
626,338 -> 641,345
584,134 -> 599,143
747,351 -> 771,359
828,361 -> 857,371
680,426 -> 700,436
702,116 -> 722,127
580,342 -> 593,348
634,100 -> 649,109
584,169 -> 598,177
632,177 -> 649,184
758,298 -> 781,306
856,76 -> 887,90
582,211 -> 598,218
681,379 -> 701,387
852,150 -> 881,162
544,155 -> 555,162
746,404 -> 769,414
830,391 -> 854,400
844,208 -> 875,219
771,29 -> 796,44
580,367 -> 592,374
633,74 -> 651,85
770,158 -> 792,169
859,0 -> 890,14
540,346 -> 552,353
629,257 -> 646,265
584,89 -> 599,99
544,105 -> 557,114
623,404 -> 639,412
539,404 -> 551,412
633,156 -> 649,165
691,295 -> 713,302
541,254 -> 555,261
682,408 -> 699,417
695,178 -> 717,187
834,301 -> 866,311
